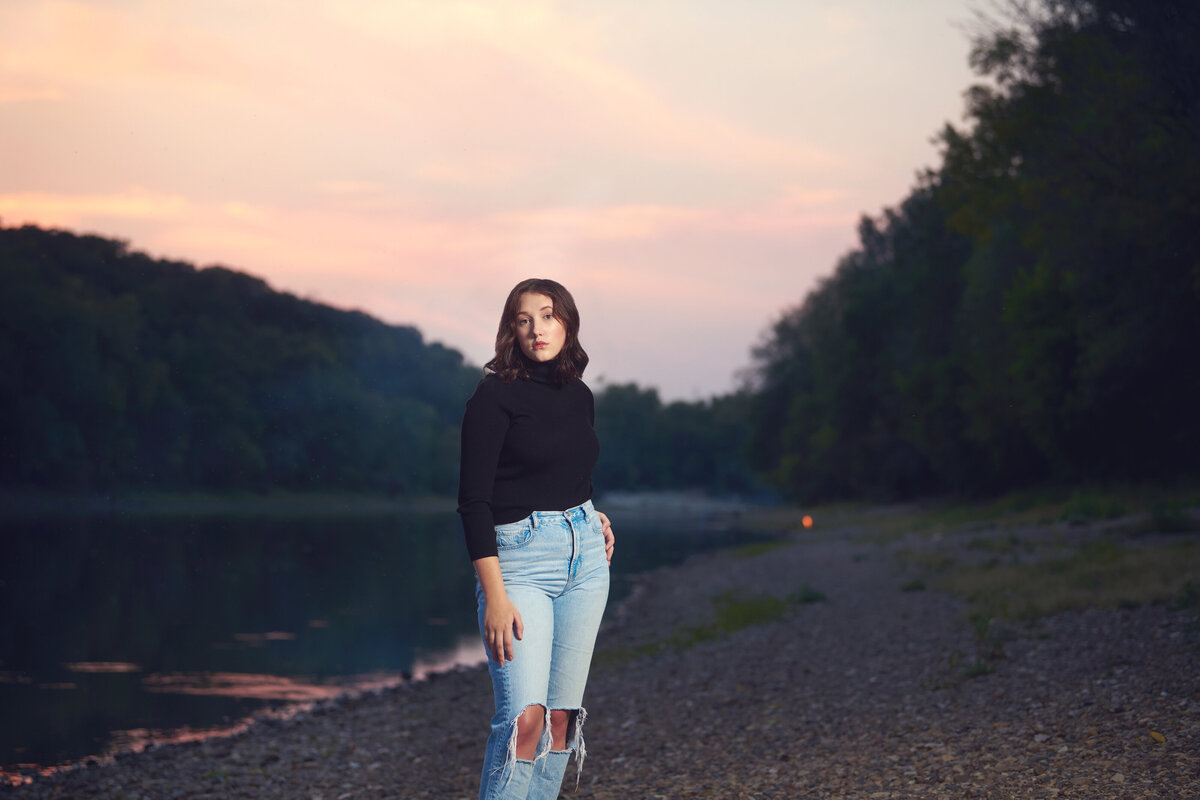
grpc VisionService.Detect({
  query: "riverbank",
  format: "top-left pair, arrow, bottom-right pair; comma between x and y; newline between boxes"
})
3,503 -> 1197,798
0,488 -> 757,518
0,489 -> 453,517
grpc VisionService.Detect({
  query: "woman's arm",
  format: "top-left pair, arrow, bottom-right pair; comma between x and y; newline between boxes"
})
458,379 -> 509,561
473,555 -> 523,664
459,380 -> 523,662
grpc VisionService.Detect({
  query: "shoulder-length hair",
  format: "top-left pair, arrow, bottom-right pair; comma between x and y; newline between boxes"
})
485,278 -> 589,383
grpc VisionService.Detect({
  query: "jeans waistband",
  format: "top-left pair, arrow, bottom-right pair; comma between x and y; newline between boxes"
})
528,499 -> 593,528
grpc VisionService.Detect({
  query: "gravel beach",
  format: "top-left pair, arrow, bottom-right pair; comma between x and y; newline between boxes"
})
4,510 -> 1197,799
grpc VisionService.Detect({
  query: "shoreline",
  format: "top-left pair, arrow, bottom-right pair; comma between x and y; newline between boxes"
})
0,490 -> 455,517
3,505 -> 1197,798
0,488 -> 763,518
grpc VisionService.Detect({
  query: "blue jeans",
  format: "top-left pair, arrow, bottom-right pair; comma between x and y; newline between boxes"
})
476,499 -> 610,800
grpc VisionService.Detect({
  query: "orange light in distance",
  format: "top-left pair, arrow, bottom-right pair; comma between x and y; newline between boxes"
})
801,515 -> 813,528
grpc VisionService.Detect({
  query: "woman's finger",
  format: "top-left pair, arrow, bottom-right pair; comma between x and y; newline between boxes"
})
503,625 -> 514,663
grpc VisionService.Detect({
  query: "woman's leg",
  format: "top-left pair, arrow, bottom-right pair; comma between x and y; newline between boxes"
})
527,507 -> 610,799
476,583 -> 554,800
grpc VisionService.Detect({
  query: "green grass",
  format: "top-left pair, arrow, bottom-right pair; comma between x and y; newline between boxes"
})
963,659 -> 996,678
596,586 -> 827,666
936,538 -> 1200,622
895,548 -> 957,573
834,483 -> 1200,543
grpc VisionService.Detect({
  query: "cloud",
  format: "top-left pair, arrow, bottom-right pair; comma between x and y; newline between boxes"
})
0,0 -> 978,397
0,188 -> 193,222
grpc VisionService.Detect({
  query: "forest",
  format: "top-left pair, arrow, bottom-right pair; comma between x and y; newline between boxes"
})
0,225 -> 753,497
2,0 -> 1197,502
747,0 -> 1200,500
0,225 -> 481,494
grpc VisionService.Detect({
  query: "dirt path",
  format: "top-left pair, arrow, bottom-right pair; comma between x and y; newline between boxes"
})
4,514 -> 1197,799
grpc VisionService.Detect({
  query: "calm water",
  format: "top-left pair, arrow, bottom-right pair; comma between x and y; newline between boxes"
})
0,504 -> 771,776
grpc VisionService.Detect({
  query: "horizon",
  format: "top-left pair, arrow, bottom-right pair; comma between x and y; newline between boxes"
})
1,0 -> 979,400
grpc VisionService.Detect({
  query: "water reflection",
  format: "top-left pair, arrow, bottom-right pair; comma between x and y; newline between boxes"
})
0,504 -> 770,778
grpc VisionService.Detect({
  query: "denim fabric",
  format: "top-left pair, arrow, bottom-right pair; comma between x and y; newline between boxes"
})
476,499 -> 610,800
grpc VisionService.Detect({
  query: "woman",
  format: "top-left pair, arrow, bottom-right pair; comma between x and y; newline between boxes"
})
458,278 -> 615,800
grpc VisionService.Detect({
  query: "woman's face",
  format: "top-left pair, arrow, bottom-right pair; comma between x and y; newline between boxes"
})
515,292 -> 565,362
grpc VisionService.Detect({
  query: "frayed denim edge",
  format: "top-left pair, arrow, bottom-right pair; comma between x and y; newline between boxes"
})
572,707 -> 588,787
490,706 -> 554,793
547,706 -> 588,788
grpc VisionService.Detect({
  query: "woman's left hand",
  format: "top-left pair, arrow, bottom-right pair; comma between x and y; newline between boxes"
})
597,510 -> 615,565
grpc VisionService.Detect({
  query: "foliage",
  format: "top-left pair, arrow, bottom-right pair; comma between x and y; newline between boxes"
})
746,0 -> 1200,501
935,537 -> 1200,620
0,224 -> 755,497
0,225 -> 479,493
593,383 -> 759,496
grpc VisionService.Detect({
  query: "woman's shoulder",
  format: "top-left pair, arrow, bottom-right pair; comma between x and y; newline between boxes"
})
466,372 -> 519,406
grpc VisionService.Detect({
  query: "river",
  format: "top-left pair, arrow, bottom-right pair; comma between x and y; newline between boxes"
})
0,496 -> 770,776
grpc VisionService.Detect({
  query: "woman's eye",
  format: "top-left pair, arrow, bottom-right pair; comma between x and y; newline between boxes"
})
543,315 -> 554,321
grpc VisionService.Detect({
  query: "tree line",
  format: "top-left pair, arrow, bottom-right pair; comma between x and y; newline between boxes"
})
6,1 -> 1195,503
747,0 -> 1200,500
0,224 -> 751,497
0,225 -> 479,494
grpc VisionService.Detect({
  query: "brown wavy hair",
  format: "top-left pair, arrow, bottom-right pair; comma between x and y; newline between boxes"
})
485,278 -> 589,383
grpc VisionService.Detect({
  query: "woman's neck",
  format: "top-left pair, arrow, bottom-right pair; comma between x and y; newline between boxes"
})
523,355 -> 559,384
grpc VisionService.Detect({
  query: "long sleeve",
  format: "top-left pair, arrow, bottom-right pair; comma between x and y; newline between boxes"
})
457,378 -> 509,561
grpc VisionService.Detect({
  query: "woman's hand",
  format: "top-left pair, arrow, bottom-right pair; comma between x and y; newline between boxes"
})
473,556 -> 523,664
482,594 -> 524,665
597,510 -> 615,564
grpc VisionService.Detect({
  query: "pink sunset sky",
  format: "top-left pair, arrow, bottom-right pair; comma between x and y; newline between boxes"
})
0,0 -> 979,400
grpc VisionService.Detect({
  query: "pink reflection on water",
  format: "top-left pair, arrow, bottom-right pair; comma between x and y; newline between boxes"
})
0,636 -> 488,787
63,661 -> 141,674
142,670 -> 401,702
409,635 -> 486,679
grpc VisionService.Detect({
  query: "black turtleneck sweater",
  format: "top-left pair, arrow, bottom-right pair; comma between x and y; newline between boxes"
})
457,359 -> 599,561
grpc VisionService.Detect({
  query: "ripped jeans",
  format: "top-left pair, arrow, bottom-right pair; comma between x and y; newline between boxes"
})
475,499 -> 610,800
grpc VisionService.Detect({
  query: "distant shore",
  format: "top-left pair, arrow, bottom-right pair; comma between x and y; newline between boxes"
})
3,501 -> 1196,798
0,489 -> 454,517
0,488 -> 765,518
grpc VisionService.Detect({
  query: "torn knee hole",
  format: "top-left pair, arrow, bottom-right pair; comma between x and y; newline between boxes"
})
548,707 -> 584,752
513,704 -> 546,759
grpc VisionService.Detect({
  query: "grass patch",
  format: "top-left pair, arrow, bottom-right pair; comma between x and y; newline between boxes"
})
1145,501 -> 1200,534
900,578 -> 926,592
937,538 -> 1200,622
895,548 -> 957,573
844,483 -> 1200,543
966,534 -> 1024,554
713,589 -> 792,629
963,659 -> 996,678
1174,581 -> 1200,611
791,584 -> 828,604
596,586 -> 827,666
1060,489 -> 1128,525
681,586 -> 828,643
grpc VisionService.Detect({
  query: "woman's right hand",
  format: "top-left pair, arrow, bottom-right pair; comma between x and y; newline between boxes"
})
483,594 -> 524,665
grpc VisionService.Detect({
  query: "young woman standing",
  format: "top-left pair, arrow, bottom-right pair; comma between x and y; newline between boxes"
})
458,278 -> 615,800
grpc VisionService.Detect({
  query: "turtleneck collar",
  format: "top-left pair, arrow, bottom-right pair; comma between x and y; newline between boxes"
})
522,355 -> 560,384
